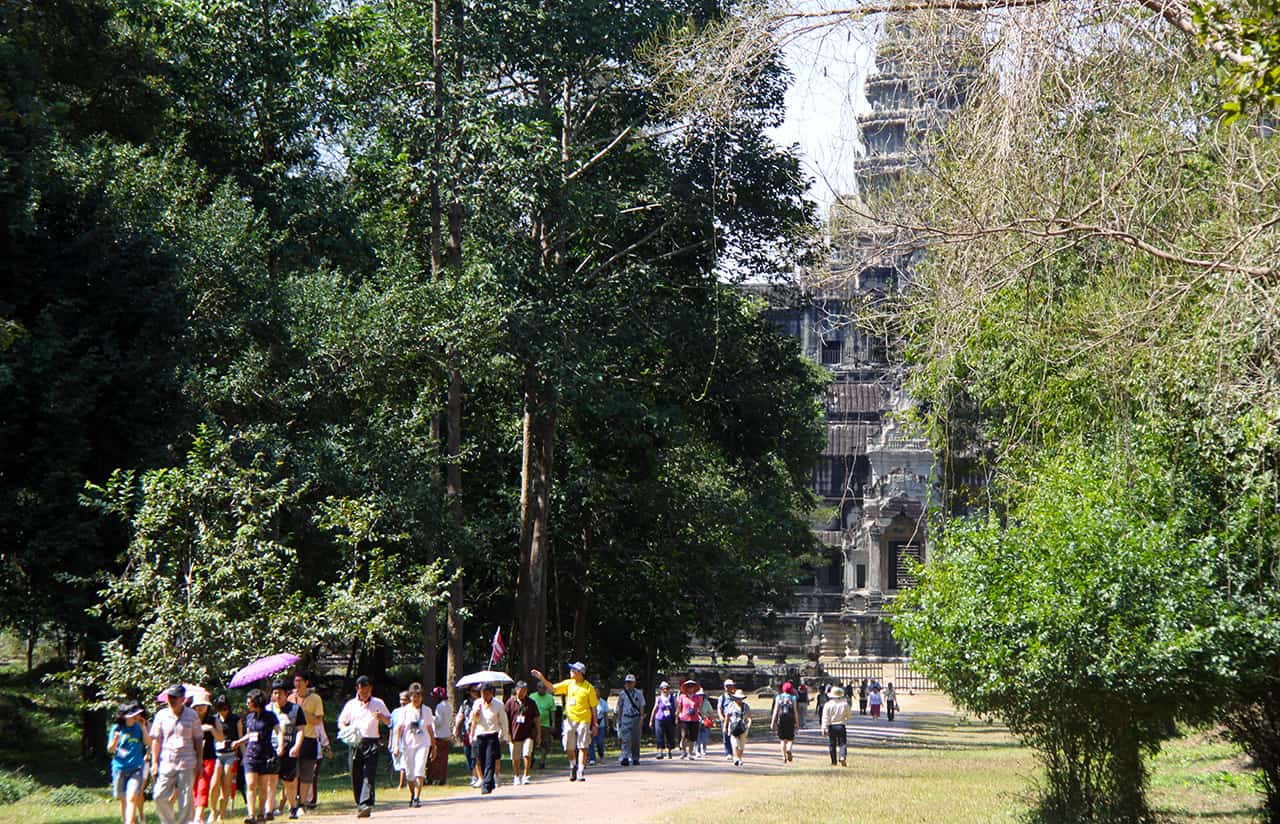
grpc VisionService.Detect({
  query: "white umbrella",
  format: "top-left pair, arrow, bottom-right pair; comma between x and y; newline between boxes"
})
455,670 -> 514,688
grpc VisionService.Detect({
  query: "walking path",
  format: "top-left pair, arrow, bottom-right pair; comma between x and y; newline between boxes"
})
307,708 -> 922,823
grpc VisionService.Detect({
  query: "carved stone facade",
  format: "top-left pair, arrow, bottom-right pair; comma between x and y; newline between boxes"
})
730,17 -> 975,661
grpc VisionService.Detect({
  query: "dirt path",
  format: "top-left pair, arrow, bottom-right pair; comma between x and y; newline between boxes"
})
306,707 -> 925,823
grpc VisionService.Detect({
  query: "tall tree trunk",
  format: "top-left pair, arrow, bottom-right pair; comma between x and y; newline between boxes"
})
431,0 -> 469,692
420,608 -> 437,690
571,594 -> 590,663
77,634 -> 105,759
516,372 -> 557,674
571,526 -> 591,661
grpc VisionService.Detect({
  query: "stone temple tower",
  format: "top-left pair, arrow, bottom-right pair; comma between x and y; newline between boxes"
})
737,15 -> 978,663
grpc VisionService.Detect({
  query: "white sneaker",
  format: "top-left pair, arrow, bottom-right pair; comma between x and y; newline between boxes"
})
523,775 -> 531,784
513,777 -> 521,786
470,777 -> 481,788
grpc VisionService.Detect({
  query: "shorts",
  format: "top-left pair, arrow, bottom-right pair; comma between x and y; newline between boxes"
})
680,720 -> 701,742
215,751 -> 239,769
249,754 -> 278,776
509,738 -> 534,760
278,755 -> 298,782
194,759 -> 216,806
112,765 -> 147,800
402,744 -> 429,780
561,720 -> 592,751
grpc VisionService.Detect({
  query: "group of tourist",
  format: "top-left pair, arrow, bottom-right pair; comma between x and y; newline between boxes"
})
107,674 -> 326,824
108,663 -> 906,821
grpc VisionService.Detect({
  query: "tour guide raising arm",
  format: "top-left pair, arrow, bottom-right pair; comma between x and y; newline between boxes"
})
529,668 -> 597,734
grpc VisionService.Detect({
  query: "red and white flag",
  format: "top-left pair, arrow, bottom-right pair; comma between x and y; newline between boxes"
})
489,627 -> 507,667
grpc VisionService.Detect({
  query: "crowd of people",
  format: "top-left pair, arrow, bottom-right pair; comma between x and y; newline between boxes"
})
106,665 -> 904,822
107,675 -> 327,824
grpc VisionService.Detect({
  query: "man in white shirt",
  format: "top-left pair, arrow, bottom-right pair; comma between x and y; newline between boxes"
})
467,683 -> 510,795
149,684 -> 203,824
337,675 -> 391,818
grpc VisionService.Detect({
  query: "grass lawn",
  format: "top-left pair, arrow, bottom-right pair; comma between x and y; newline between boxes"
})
663,710 -> 1265,824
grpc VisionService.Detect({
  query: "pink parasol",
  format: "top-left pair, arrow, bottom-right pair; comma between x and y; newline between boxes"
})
229,653 -> 300,689
154,683 -> 203,703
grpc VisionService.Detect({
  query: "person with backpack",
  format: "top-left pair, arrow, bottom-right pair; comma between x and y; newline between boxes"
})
453,685 -> 484,788
716,678 -> 737,760
771,681 -> 799,763
615,675 -> 645,766
268,679 -> 305,819
722,690 -> 751,766
822,686 -> 852,766
649,681 -> 677,760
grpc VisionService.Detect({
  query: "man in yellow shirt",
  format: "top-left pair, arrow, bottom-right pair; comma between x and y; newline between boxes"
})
530,662 -> 598,782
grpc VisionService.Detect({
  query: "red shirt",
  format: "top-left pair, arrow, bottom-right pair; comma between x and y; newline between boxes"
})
676,693 -> 703,722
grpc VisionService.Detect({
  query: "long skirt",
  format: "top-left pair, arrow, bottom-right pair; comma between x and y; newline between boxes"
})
427,740 -> 451,783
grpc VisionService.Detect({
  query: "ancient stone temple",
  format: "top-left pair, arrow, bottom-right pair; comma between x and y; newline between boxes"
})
734,16 -> 976,664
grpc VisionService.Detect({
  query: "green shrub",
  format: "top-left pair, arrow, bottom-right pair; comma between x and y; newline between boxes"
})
47,785 -> 96,806
0,770 -> 36,805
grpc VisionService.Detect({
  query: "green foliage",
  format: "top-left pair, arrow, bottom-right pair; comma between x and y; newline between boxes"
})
46,786 -> 95,807
896,445 -> 1218,820
0,771 -> 35,806
80,427 -> 448,702
1192,0 -> 1280,117
892,9 -> 1280,819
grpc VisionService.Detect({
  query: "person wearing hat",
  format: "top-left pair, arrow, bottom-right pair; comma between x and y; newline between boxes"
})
770,681 -> 800,763
615,674 -> 645,766
722,690 -> 751,766
530,662 -> 598,782
675,680 -> 704,759
648,681 -> 677,760
427,686 -> 453,785
337,675 -> 392,817
190,690 -> 224,824
468,682 -> 511,794
821,685 -> 852,766
150,683 -> 203,824
694,688 -> 713,759
716,678 -> 737,760
109,702 -> 150,824
529,680 -> 557,770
